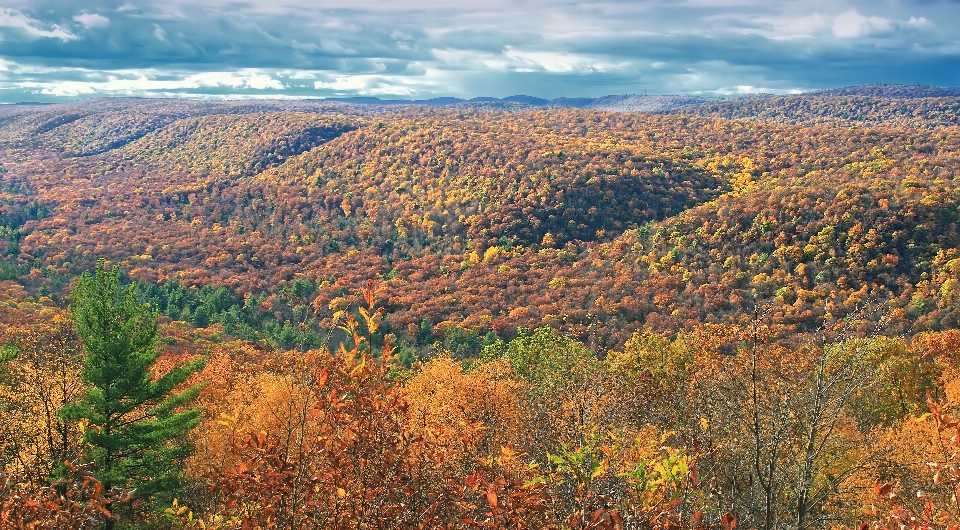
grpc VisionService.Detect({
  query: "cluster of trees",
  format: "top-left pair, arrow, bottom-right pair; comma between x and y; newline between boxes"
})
3,268 -> 960,529
0,98 -> 366,156
0,174 -> 46,281
137,277 -> 328,350
673,94 -> 960,128
810,85 -> 960,98
267,111 -> 724,250
103,113 -> 359,178
1,263 -> 205,528
4,105 -> 960,353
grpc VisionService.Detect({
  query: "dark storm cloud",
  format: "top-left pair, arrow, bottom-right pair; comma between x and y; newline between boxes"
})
0,0 -> 958,102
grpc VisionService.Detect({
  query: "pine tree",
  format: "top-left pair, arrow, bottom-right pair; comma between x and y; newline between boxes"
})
61,261 -> 205,524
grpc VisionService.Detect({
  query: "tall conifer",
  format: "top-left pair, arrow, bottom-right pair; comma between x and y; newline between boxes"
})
61,261 -> 204,524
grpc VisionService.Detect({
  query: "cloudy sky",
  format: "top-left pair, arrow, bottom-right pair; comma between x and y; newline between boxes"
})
0,0 -> 958,102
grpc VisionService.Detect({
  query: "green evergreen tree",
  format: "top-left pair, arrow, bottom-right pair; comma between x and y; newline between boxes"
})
61,261 -> 205,525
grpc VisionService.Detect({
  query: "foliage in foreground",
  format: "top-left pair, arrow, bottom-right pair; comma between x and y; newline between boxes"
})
1,278 -> 960,529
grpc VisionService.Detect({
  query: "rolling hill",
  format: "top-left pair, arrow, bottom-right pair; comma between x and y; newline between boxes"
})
1,95 -> 959,352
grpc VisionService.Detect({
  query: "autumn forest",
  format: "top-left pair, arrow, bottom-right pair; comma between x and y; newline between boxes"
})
3,87 -> 960,529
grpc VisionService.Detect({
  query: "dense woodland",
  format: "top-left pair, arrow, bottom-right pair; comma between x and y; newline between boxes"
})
3,87 -> 960,528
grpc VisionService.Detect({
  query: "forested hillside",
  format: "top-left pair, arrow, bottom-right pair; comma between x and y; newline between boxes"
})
811,84 -> 960,98
3,92 -> 960,529
3,103 -> 960,349
671,94 -> 960,128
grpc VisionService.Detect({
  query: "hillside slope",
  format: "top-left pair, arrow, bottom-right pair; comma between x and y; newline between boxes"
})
1,102 -> 959,350
809,84 -> 960,98
670,94 -> 960,128
0,99 -> 368,156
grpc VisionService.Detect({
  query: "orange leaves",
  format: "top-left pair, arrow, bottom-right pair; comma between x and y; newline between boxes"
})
485,489 -> 499,509
460,446 -> 554,530
0,312 -> 85,479
201,340 -> 460,530
0,461 -> 127,529
404,356 -> 524,464
873,482 -> 894,498
348,356 -> 366,379
362,278 -> 377,309
316,366 -> 329,389
865,393 -> 960,529
357,279 -> 384,342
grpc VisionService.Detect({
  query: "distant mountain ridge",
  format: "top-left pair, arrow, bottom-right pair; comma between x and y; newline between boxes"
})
669,85 -> 960,128
326,94 -> 716,113
3,84 -> 959,150
326,85 -> 960,113
807,84 -> 960,98
5,84 -> 959,117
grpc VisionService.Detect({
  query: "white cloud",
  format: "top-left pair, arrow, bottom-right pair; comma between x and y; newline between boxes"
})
503,49 -> 580,73
717,8 -> 934,42
180,71 -> 284,90
153,24 -> 167,41
313,74 -> 426,96
311,66 -> 457,97
3,68 -> 288,97
73,13 -> 110,28
832,10 -> 892,39
289,70 -> 317,79
1,0 -> 958,102
314,75 -> 377,92
291,40 -> 320,53
243,74 -> 284,89
0,8 -> 77,41
906,17 -> 932,30
772,12 -> 828,38
36,81 -> 99,97
320,39 -> 356,54
432,47 -> 627,74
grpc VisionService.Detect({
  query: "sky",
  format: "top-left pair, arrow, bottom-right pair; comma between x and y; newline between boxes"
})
0,0 -> 958,103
